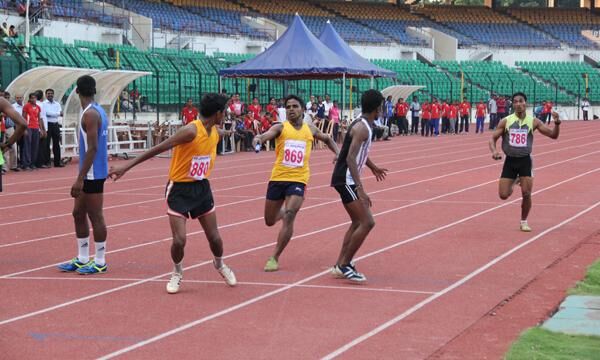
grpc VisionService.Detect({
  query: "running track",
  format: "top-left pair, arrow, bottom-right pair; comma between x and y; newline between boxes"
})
1,122 -> 599,359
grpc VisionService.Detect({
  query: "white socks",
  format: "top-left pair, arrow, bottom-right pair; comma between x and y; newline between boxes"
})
174,261 -> 183,275
520,220 -> 528,225
77,237 -> 90,263
94,241 -> 106,266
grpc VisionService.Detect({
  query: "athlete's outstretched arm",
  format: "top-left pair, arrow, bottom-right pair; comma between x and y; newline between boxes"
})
534,111 -> 560,139
108,123 -> 197,181
71,110 -> 101,198
252,123 -> 282,147
365,158 -> 387,182
310,124 -> 339,162
216,126 -> 233,137
489,118 -> 507,160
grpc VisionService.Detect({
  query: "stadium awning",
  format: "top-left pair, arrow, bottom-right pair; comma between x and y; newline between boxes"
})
5,66 -> 97,103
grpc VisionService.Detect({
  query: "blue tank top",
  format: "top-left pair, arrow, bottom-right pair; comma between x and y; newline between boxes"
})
79,103 -> 108,180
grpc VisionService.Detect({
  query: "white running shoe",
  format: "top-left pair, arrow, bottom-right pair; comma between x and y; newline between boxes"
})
166,272 -> 183,294
215,262 -> 237,287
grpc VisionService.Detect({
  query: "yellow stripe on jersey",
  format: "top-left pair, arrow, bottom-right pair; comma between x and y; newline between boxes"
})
270,121 -> 314,184
169,120 -> 219,182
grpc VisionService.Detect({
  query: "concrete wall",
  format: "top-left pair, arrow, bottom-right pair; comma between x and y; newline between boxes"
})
41,21 -> 123,45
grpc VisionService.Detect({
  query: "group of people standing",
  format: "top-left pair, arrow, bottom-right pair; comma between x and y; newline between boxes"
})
0,88 -> 64,173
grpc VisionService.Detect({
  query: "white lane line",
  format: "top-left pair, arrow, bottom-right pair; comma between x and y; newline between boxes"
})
321,199 -> 600,359
1,157 -> 597,333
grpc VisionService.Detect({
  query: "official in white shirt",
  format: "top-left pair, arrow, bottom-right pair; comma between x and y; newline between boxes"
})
43,88 -> 64,167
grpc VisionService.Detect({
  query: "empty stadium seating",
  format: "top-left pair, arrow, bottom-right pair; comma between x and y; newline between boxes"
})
434,60 -> 573,104
414,6 -> 560,48
507,8 -> 600,48
517,61 -> 600,101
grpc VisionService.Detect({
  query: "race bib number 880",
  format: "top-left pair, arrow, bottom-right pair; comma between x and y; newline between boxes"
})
189,155 -> 211,180
509,128 -> 528,148
282,140 -> 306,168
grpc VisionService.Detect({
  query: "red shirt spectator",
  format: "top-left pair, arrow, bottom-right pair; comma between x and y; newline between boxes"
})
449,105 -> 458,119
243,113 -> 256,134
23,101 -> 41,129
460,101 -> 471,116
441,102 -> 450,118
496,97 -> 506,114
431,103 -> 440,119
476,102 -> 486,117
181,104 -> 198,125
543,101 -> 553,114
229,100 -> 245,117
260,114 -> 272,132
422,103 -> 431,120
248,98 -> 261,120
395,102 -> 408,117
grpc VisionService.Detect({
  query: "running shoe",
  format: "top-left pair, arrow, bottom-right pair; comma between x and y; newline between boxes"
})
215,261 -> 237,286
166,272 -> 183,294
57,258 -> 90,272
336,264 -> 366,283
331,260 -> 356,279
520,222 -> 532,232
76,261 -> 107,275
264,256 -> 278,272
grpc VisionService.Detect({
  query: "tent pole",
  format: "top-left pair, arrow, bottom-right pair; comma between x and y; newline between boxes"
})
349,78 -> 353,112
370,76 -> 374,89
342,73 -> 346,120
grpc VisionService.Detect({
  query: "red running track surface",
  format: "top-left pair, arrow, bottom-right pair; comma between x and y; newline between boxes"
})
1,121 -> 599,359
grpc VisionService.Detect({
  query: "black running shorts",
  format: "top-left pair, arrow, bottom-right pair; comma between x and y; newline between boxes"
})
165,179 -> 215,219
334,184 -> 360,204
501,155 -> 533,179
266,181 -> 306,201
83,179 -> 106,194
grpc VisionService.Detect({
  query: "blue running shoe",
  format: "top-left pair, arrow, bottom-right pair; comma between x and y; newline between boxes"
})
338,264 -> 367,283
76,261 -> 107,275
57,258 -> 90,272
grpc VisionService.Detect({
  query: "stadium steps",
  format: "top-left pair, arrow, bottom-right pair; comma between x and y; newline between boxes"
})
408,10 -> 479,46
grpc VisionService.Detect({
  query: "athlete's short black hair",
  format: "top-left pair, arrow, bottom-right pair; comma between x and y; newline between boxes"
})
284,94 -> 305,110
361,89 -> 384,114
34,89 -> 43,101
512,92 -> 527,102
45,88 -> 54,94
199,93 -> 228,118
76,75 -> 96,97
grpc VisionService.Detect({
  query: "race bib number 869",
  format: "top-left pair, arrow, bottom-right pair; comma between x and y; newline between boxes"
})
282,140 -> 306,168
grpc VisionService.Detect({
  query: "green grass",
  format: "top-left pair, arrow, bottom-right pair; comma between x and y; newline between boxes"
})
505,259 -> 600,359
505,328 -> 600,360
570,260 -> 600,296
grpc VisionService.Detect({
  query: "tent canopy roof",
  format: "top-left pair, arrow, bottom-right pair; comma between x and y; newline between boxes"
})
318,21 -> 396,79
219,15 -> 383,79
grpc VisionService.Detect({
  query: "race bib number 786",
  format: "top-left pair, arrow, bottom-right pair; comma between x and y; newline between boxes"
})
509,128 -> 528,148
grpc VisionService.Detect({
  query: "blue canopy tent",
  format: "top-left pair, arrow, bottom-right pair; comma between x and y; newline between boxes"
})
219,14 -> 376,80
319,20 -> 396,80
219,14 -> 396,117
